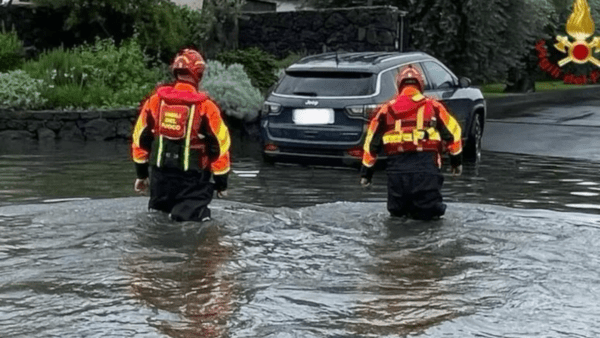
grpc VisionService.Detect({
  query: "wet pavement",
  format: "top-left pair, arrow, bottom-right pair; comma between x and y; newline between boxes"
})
2,96 -> 600,337
484,100 -> 600,161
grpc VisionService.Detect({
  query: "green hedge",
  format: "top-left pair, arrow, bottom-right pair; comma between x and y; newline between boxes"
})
3,36 -> 264,120
2,30 -> 267,119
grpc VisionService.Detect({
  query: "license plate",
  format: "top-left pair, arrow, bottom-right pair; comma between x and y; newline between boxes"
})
293,109 -> 334,125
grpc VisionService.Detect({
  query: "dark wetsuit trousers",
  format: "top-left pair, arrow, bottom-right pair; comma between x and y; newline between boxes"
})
149,166 -> 214,222
386,153 -> 447,220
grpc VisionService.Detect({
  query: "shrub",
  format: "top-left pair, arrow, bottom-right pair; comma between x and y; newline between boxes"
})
202,60 -> 263,121
74,37 -> 167,106
0,70 -> 47,110
39,83 -> 89,109
22,37 -> 168,109
22,46 -> 86,87
215,47 -> 279,94
0,26 -> 24,72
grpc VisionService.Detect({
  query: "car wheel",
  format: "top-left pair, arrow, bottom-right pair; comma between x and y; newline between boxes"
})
464,114 -> 482,163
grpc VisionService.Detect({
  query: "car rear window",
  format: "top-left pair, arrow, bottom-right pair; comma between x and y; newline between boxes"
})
274,71 -> 376,97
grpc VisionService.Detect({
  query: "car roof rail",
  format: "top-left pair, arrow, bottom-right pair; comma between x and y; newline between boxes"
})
372,52 -> 404,64
293,51 -> 431,69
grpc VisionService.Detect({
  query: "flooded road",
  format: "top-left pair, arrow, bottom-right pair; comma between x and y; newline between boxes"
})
2,140 -> 600,337
2,140 -> 600,214
483,101 -> 600,162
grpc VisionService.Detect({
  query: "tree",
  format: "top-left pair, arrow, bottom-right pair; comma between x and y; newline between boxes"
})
199,0 -> 244,58
501,0 -> 554,92
303,0 -> 554,86
31,0 -> 153,41
30,0 -> 216,63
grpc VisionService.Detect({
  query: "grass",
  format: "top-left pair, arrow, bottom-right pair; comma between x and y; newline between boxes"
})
480,81 -> 595,99
535,81 -> 588,92
479,83 -> 507,94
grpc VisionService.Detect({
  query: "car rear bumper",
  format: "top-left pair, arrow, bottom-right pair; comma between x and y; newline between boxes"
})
263,144 -> 361,158
261,142 -> 393,166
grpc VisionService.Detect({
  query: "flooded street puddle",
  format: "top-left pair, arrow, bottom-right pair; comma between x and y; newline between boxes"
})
1,141 -> 600,337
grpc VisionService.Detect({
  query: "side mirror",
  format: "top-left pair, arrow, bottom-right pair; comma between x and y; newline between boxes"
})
459,77 -> 471,88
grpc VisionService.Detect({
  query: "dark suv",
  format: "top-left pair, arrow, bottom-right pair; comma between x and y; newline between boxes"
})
259,51 -> 486,164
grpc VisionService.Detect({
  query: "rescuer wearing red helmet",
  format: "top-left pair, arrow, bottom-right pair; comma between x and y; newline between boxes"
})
360,64 -> 463,220
132,48 -> 231,221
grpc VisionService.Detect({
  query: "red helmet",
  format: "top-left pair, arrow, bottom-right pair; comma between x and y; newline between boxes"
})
171,48 -> 206,84
396,64 -> 425,92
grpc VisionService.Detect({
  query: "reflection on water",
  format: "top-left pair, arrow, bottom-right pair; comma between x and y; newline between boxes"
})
349,217 -> 468,336
2,140 -> 600,337
128,214 -> 236,337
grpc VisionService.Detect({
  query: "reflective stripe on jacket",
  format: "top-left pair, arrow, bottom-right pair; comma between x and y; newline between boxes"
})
362,86 -> 462,169
132,82 -> 231,175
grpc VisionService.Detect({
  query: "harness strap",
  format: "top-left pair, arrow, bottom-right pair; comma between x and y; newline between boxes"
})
183,105 -> 196,171
157,135 -> 164,167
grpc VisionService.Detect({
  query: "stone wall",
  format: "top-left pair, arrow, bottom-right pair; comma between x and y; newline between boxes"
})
0,110 -> 259,146
2,5 -> 408,60
0,110 -> 137,142
239,6 -> 408,58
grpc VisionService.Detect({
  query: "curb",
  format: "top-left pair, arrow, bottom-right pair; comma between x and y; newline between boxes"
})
485,85 -> 600,119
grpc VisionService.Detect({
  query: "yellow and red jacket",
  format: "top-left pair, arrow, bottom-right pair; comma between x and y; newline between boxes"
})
132,82 -> 231,178
362,87 -> 462,169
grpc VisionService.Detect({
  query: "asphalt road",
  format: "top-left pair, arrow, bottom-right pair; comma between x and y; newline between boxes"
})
483,99 -> 600,161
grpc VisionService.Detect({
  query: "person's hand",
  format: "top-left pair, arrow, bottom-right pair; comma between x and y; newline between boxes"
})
359,165 -> 374,188
451,165 -> 463,177
134,178 -> 149,195
213,174 -> 228,198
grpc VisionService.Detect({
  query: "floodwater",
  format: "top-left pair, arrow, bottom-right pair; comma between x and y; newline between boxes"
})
1,140 -> 600,337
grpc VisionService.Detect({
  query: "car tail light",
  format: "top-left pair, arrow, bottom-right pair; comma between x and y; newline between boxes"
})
346,104 -> 379,120
346,146 -> 363,158
365,105 -> 379,120
264,143 -> 279,152
346,106 -> 364,116
261,102 -> 282,116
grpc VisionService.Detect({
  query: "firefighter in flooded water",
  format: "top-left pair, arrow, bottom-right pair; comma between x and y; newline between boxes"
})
360,64 -> 462,220
131,48 -> 230,222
